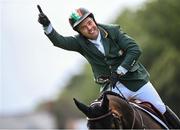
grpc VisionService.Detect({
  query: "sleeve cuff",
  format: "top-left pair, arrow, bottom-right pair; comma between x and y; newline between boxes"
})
43,24 -> 53,34
116,65 -> 128,75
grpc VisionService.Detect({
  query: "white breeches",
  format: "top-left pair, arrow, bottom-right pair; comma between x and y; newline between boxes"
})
112,81 -> 166,114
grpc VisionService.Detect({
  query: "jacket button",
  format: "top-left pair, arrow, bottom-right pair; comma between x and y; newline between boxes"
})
104,57 -> 107,61
109,65 -> 112,69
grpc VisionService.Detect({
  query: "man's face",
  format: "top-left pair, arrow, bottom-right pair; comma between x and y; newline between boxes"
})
77,17 -> 99,40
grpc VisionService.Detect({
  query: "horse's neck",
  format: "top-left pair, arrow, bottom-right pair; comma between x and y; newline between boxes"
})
109,95 -> 131,111
109,95 -> 134,126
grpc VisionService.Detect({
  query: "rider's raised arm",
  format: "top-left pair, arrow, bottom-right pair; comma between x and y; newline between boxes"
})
37,5 -> 82,52
45,27 -> 82,52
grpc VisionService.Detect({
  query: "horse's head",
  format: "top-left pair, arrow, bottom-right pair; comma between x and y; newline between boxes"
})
73,92 -> 123,129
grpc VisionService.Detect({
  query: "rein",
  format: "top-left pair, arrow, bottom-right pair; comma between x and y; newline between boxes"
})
114,86 -> 145,129
113,86 -> 136,129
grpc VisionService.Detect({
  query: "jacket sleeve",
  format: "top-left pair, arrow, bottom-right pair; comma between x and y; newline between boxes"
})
45,28 -> 81,52
115,27 -> 142,71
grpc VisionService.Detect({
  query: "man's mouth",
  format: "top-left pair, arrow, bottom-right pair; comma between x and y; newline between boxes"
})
89,29 -> 96,34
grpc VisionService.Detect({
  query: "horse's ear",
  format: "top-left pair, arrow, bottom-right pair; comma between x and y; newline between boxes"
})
101,94 -> 109,111
73,98 -> 90,117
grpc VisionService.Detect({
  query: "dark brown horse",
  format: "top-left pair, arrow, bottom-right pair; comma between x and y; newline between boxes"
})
73,91 -> 167,129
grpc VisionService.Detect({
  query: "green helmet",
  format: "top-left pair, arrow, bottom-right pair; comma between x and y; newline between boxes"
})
69,8 -> 95,30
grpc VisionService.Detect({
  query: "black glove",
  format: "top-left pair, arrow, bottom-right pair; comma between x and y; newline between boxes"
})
109,72 -> 119,88
37,5 -> 50,27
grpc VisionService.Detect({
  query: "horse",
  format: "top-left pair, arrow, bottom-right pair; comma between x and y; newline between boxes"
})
73,91 -> 167,129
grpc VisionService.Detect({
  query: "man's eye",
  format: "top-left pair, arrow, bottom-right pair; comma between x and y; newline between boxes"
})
88,21 -> 92,25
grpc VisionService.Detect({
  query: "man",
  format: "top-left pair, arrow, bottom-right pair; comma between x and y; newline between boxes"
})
37,6 -> 180,128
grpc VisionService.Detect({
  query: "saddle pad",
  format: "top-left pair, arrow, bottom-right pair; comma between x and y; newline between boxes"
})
130,102 -> 169,129
138,101 -> 165,121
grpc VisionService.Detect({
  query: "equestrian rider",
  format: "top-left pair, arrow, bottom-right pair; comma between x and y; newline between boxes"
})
37,6 -> 180,128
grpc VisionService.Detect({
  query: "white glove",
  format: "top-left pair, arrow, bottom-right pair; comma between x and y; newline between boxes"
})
116,66 -> 128,75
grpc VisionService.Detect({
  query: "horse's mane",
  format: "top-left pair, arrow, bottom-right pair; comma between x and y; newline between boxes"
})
97,91 -> 126,101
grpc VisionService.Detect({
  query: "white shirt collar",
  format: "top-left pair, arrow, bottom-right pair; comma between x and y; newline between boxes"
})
88,31 -> 105,55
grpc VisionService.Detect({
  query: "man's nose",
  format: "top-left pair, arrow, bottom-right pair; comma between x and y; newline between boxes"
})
87,24 -> 92,30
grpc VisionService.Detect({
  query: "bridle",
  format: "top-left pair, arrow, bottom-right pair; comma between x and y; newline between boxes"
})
86,101 -> 138,129
86,91 -> 146,129
86,108 -> 138,129
87,111 -> 112,121
87,110 -> 123,129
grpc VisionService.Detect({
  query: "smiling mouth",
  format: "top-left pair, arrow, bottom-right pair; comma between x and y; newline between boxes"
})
89,30 -> 94,34
89,28 -> 97,34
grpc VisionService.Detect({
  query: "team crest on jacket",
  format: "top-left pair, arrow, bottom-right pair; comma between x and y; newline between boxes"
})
118,49 -> 124,56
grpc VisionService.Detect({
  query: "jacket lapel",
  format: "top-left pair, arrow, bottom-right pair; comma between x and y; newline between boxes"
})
85,39 -> 105,57
99,27 -> 110,56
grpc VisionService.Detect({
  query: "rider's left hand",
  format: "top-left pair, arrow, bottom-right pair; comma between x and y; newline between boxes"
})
109,72 -> 120,88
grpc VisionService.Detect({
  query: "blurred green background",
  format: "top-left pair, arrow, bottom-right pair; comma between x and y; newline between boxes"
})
38,0 -> 180,128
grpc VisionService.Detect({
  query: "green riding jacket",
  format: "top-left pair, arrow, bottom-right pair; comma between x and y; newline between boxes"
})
46,24 -> 149,92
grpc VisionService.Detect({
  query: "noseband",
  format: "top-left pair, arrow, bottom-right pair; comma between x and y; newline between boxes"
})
87,111 -> 112,121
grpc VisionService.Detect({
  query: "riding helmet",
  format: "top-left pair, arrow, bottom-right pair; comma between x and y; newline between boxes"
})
69,8 -> 96,31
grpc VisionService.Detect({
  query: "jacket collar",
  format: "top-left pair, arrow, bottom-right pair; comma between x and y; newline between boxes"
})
99,26 -> 108,38
99,26 -> 110,56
